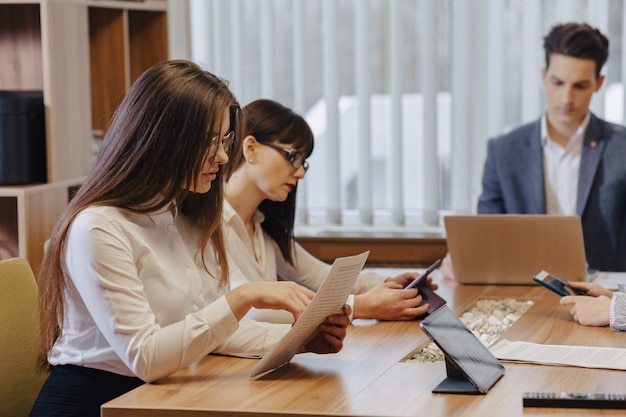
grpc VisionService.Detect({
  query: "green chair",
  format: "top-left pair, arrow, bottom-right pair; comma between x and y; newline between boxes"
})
0,258 -> 48,417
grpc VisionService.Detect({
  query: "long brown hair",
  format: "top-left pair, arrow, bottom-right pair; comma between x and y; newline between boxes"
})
36,60 -> 242,371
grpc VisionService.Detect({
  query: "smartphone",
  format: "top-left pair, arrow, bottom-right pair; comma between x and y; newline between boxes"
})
403,258 -> 446,319
405,258 -> 443,290
532,270 -> 588,297
415,286 -> 448,319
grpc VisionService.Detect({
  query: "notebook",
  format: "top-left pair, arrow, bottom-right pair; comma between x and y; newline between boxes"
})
444,215 -> 588,285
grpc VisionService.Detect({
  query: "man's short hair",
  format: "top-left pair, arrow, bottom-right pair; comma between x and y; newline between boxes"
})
543,22 -> 609,78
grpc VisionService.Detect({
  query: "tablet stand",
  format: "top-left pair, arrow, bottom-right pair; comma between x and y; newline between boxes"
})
432,356 -> 482,394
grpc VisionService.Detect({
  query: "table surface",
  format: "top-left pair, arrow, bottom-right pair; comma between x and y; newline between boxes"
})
102,276 -> 626,417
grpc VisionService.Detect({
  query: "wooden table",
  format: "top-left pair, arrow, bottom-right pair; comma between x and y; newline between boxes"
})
102,277 -> 626,416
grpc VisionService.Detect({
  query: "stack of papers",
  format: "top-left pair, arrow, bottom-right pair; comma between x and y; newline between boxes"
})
490,339 -> 626,371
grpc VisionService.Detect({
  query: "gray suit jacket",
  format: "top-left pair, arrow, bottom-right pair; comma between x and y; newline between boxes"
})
477,113 -> 626,271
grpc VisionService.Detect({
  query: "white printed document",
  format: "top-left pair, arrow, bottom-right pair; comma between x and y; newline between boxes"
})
249,251 -> 369,379
490,339 -> 626,371
591,271 -> 626,291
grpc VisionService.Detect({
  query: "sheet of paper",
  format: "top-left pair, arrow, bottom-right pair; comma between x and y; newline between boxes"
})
249,251 -> 369,378
490,339 -> 626,371
591,271 -> 626,291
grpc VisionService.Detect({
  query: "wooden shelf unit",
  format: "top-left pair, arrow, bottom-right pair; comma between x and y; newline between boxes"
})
0,178 -> 83,276
0,0 -> 169,272
88,3 -> 168,138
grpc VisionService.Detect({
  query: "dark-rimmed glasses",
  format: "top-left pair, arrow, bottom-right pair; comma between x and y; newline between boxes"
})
258,141 -> 309,172
211,130 -> 235,153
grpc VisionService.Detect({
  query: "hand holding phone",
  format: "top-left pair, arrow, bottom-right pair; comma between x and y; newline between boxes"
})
405,258 -> 443,290
533,270 -> 588,297
404,258 -> 447,318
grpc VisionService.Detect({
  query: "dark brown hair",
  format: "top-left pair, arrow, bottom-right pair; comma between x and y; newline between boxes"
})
36,60 -> 242,371
543,22 -> 609,78
226,99 -> 313,264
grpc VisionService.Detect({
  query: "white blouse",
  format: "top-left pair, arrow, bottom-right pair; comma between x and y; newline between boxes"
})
49,204 -> 290,382
222,200 -> 386,323
610,292 -> 626,331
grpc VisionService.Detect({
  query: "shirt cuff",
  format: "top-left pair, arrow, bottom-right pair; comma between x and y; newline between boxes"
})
610,292 -> 626,331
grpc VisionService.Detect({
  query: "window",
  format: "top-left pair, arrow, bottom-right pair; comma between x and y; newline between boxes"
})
185,0 -> 622,232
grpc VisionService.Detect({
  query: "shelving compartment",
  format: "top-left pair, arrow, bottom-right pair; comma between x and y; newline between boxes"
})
0,197 -> 19,260
89,6 -> 168,139
89,7 -> 126,138
0,4 -> 43,90
0,178 -> 83,275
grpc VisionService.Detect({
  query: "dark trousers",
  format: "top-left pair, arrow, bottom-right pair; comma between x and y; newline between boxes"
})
29,365 -> 143,417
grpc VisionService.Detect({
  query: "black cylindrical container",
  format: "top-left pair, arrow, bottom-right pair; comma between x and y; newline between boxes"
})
0,90 -> 47,185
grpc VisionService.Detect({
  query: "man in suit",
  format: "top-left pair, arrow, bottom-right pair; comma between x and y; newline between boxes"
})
477,22 -> 626,272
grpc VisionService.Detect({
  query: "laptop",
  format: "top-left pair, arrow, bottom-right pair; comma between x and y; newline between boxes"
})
444,215 -> 588,285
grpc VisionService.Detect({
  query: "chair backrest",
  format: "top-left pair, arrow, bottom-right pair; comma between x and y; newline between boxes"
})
0,257 -> 48,417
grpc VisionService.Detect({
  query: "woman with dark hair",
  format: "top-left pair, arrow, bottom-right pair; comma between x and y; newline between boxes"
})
223,99 -> 436,324
30,62 -> 350,417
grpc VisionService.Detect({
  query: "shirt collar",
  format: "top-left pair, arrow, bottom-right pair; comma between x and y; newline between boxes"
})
144,197 -> 178,225
222,199 -> 265,225
540,112 -> 590,149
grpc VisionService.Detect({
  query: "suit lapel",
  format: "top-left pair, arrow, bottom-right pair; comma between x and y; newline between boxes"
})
577,114 -> 606,216
526,121 -> 546,213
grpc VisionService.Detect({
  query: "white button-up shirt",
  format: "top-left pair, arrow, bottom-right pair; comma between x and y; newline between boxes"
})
222,200 -> 386,323
49,204 -> 290,382
541,113 -> 588,215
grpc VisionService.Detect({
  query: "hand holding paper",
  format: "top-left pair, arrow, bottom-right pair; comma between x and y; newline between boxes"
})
298,304 -> 352,354
249,251 -> 369,378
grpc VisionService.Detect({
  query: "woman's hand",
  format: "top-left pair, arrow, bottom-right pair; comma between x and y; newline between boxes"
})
354,281 -> 428,320
385,272 -> 417,287
560,293 -> 612,327
386,272 -> 439,291
566,281 -> 613,298
299,305 -> 351,354
226,281 -> 315,321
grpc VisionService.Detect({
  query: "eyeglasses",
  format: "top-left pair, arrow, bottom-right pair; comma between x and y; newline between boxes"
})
259,141 -> 309,172
211,130 -> 235,153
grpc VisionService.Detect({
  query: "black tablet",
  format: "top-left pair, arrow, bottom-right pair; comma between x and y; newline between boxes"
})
419,305 -> 505,394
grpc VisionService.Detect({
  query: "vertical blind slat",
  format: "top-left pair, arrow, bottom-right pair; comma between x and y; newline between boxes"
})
189,0 -> 211,69
588,0 -> 609,116
389,0 -> 404,224
260,0 -> 273,98
210,0 -> 222,75
355,0 -> 373,224
623,2 -> 626,123
229,0 -> 243,101
521,0 -> 542,124
293,0 -> 308,225
555,0 -> 577,23
450,0 -> 472,212
420,0 -> 439,225
322,0 -> 341,224
292,0 -> 306,114
486,0 -> 505,137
